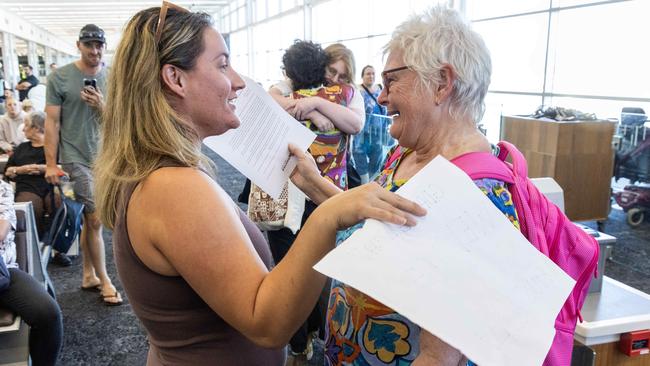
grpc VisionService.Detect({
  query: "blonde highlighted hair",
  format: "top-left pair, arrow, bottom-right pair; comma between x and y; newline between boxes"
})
95,6 -> 214,229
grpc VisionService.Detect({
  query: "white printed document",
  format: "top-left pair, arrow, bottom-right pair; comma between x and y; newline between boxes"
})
314,156 -> 575,366
203,76 -> 316,199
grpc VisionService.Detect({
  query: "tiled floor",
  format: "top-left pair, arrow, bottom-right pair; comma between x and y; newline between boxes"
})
585,207 -> 650,294
48,148 -> 650,365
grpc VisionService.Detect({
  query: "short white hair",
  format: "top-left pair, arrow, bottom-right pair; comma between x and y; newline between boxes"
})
384,6 -> 492,124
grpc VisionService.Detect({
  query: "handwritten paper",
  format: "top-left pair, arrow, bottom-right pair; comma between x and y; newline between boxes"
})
203,75 -> 316,199
314,156 -> 575,366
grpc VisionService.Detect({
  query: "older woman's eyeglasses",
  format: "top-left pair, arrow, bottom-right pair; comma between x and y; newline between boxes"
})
381,66 -> 410,94
155,1 -> 190,44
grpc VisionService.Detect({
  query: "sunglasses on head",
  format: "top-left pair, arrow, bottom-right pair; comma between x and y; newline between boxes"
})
80,31 -> 104,39
155,1 -> 190,44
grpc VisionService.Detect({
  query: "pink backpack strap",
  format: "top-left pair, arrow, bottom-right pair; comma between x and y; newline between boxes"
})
383,147 -> 404,171
452,144 -> 550,255
451,151 -> 514,184
497,141 -> 549,254
497,141 -> 528,178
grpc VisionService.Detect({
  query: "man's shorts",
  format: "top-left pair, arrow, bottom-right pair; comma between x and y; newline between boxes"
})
62,163 -> 96,214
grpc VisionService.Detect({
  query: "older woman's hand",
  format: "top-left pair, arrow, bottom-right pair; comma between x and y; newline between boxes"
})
288,144 -> 320,190
288,143 -> 342,205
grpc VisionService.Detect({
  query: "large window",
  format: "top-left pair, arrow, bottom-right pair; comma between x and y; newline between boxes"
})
14,37 -> 28,71
0,37 -> 4,83
473,13 -> 548,93
36,44 -> 46,77
221,0 -> 305,86
219,0 -> 650,142
548,1 -> 650,99
312,0 -> 447,83
222,0 -> 449,88
469,0 -> 650,141
469,0 -> 550,20
229,30 -> 249,77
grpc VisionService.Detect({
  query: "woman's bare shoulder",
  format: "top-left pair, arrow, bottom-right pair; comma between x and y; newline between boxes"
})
126,166 -> 242,276
132,166 -> 234,220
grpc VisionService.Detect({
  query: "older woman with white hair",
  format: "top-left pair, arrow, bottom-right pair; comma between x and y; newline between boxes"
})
312,4 -> 598,363
292,6 -> 506,366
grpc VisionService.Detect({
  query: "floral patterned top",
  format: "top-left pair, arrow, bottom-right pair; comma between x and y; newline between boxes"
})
0,180 -> 17,268
325,146 -> 520,366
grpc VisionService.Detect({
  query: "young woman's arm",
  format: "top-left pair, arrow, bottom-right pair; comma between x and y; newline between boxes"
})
128,167 -> 425,348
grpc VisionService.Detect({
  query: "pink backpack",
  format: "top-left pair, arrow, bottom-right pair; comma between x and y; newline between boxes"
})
451,141 -> 599,366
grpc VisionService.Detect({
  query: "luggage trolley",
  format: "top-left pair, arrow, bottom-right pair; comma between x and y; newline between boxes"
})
612,108 -> 650,226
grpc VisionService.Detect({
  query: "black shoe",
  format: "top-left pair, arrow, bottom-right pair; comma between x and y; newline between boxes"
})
51,252 -> 72,267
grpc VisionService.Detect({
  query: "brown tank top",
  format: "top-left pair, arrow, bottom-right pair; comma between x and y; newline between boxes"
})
113,164 -> 286,365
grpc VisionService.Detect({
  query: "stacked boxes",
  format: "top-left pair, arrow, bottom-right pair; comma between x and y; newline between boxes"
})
500,116 -> 616,221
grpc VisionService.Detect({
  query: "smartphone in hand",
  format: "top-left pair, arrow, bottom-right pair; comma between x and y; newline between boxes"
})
83,78 -> 97,90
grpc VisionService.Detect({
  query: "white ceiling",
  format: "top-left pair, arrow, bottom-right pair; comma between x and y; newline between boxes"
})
2,0 -> 230,49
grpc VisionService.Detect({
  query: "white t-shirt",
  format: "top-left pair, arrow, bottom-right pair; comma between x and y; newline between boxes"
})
272,79 -> 365,121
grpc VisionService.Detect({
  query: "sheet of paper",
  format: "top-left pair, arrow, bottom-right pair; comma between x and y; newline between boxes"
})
203,75 -> 316,199
314,156 -> 575,366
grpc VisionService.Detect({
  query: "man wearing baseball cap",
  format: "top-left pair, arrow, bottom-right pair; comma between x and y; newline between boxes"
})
45,24 -> 122,305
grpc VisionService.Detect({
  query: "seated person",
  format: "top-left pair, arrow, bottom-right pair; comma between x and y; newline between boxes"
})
4,111 -> 70,266
0,98 -> 26,153
5,112 -> 51,236
0,179 -> 63,366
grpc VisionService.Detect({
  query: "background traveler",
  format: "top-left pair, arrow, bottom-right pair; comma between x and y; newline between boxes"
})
44,23 -> 122,305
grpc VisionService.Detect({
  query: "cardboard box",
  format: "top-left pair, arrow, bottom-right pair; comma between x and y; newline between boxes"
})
500,116 -> 616,221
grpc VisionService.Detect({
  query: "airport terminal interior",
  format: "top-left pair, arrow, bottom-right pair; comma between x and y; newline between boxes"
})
0,0 -> 649,365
